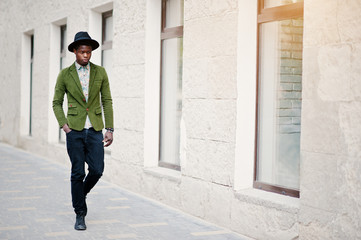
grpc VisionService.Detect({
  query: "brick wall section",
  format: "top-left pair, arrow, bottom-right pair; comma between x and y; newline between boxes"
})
278,18 -> 303,135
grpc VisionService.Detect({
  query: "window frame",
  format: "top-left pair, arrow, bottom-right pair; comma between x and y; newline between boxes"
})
102,10 -> 113,52
254,0 -> 303,198
59,25 -> 67,143
158,0 -> 184,171
161,0 -> 183,40
101,9 -> 113,155
29,34 -> 34,136
60,25 -> 66,67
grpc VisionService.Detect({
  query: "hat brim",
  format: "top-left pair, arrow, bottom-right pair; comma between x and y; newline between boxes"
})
68,39 -> 99,52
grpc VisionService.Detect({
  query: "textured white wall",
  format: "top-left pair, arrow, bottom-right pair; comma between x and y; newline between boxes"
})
300,0 -> 361,239
0,1 -> 297,239
3,0 -> 361,239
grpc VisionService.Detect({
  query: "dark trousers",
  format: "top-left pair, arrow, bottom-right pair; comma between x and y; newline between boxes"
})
66,128 -> 104,216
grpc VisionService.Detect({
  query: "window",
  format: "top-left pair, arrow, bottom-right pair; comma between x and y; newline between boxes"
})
101,10 -> 113,78
29,34 -> 34,136
255,0 -> 303,197
102,10 -> 113,155
159,0 -> 184,170
59,25 -> 67,142
89,2 -> 113,65
263,0 -> 303,9
20,31 -> 34,137
60,25 -> 67,70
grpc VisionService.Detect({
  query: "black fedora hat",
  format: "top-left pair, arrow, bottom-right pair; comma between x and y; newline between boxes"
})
68,31 -> 99,52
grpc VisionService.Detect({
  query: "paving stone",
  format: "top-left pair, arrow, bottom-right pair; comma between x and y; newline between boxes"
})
0,143 -> 251,240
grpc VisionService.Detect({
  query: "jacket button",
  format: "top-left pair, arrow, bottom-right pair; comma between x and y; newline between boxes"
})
83,98 -> 86,102
70,104 -> 72,107
86,108 -> 89,111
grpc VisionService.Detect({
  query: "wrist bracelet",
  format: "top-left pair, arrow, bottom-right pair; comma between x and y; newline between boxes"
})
106,128 -> 114,133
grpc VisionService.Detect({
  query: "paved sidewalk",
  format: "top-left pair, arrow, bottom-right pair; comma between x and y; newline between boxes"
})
0,143 -> 252,240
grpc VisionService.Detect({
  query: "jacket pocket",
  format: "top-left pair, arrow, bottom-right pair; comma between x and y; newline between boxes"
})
68,105 -> 78,115
95,106 -> 102,115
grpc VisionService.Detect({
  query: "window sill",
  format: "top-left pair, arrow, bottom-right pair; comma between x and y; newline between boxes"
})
234,188 -> 299,214
144,166 -> 181,183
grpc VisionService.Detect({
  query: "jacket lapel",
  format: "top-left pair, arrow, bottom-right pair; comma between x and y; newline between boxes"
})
69,63 -> 86,101
89,62 -> 98,100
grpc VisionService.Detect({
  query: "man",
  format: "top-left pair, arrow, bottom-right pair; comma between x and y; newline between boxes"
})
52,31 -> 114,231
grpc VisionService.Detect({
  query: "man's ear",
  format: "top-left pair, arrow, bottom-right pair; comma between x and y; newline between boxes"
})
73,49 -> 77,54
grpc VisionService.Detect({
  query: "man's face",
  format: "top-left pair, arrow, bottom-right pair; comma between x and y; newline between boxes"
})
74,45 -> 92,66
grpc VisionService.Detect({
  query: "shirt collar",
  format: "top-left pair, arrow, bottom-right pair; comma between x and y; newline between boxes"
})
75,61 -> 90,71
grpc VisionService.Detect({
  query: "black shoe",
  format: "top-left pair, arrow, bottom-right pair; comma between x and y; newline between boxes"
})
74,214 -> 87,231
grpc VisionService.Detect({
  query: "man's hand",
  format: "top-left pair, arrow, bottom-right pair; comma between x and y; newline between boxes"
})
103,131 -> 113,147
62,124 -> 72,133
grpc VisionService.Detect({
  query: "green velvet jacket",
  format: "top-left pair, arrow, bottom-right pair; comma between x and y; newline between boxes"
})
52,62 -> 113,131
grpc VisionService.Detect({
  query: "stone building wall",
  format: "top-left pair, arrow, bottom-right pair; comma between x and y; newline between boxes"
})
300,0 -> 361,239
1,0 -> 361,239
